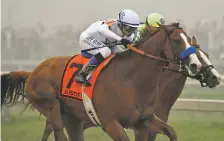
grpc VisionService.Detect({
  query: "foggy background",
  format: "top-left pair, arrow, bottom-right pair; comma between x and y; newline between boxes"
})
1,1 -> 224,141
2,0 -> 224,28
1,0 -> 224,72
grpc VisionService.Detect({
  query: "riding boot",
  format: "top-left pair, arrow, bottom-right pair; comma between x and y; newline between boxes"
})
75,52 -> 105,86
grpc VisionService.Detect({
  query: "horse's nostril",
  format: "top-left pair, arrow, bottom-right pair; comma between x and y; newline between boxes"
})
212,75 -> 217,80
190,63 -> 197,69
189,63 -> 197,73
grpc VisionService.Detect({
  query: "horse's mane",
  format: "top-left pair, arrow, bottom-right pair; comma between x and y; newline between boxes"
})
116,22 -> 181,57
135,27 -> 158,47
135,22 -> 181,47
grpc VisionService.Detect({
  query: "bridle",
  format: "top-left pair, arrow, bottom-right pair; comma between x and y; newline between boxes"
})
127,26 -> 188,73
127,25 -> 212,87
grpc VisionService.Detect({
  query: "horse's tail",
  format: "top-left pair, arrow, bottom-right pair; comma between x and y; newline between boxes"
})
1,71 -> 31,107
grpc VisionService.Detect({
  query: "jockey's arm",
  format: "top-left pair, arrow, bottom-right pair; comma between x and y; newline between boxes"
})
98,24 -> 122,41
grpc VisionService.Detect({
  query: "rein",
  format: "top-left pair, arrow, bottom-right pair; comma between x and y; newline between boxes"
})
127,26 -> 185,74
126,26 -> 197,78
127,44 -> 182,72
127,45 -> 172,63
127,43 -> 213,87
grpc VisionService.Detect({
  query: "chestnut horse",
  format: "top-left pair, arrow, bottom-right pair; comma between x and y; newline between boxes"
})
30,35 -> 221,141
2,23 -> 204,141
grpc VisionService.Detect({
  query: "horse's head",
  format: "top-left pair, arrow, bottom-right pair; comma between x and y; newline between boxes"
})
135,22 -> 220,88
191,36 -> 221,88
156,22 -> 202,75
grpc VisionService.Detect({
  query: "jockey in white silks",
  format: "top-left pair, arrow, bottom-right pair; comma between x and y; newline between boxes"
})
75,9 -> 141,86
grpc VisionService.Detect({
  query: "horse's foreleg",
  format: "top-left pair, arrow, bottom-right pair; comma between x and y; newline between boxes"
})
102,120 -> 130,141
41,119 -> 54,141
144,113 -> 177,141
134,127 -> 149,141
63,114 -> 84,141
146,133 -> 156,141
146,105 -> 171,141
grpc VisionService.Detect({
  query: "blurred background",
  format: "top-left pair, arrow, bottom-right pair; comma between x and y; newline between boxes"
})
1,0 -> 224,141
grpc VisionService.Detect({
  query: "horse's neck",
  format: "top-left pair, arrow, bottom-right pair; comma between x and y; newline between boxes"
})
160,73 -> 187,103
131,30 -> 166,82
132,31 -> 181,106
157,59 -> 189,105
113,31 -> 167,105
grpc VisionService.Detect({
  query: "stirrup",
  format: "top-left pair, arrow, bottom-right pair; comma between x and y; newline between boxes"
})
75,64 -> 95,86
75,74 -> 92,86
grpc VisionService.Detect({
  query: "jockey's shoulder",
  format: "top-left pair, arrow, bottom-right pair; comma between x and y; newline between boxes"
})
104,18 -> 117,22
101,19 -> 117,27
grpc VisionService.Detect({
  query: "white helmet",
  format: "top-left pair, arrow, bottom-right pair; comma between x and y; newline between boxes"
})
117,9 -> 140,27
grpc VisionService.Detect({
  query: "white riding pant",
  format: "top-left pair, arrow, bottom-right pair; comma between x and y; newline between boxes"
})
79,35 -> 127,58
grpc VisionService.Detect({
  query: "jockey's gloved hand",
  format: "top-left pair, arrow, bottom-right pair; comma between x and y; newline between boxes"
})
120,38 -> 132,46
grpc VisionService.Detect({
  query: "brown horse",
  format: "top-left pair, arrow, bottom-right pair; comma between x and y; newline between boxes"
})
2,23 -> 204,141
22,22 -> 221,141
2,27 -> 221,141
20,35 -> 221,141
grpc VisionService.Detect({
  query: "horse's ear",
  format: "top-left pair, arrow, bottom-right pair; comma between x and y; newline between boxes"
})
174,22 -> 179,27
191,36 -> 197,45
170,22 -> 179,27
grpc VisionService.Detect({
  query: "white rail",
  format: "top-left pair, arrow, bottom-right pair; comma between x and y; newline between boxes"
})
173,98 -> 224,112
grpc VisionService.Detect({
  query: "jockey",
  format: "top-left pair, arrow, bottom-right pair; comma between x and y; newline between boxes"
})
75,9 -> 141,86
133,13 -> 166,44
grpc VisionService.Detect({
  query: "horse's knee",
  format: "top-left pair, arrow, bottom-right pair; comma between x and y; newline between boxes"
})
103,120 -> 130,141
147,132 -> 157,141
53,129 -> 68,141
42,120 -> 54,141
134,128 -> 149,141
45,120 -> 54,133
